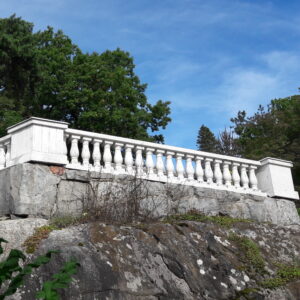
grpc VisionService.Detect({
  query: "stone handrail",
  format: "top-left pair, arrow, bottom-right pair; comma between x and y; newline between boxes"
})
0,117 -> 298,200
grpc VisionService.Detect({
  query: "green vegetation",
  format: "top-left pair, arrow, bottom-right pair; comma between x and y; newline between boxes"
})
164,212 -> 252,228
228,233 -> 265,273
197,95 -> 300,191
196,125 -> 239,156
0,238 -> 79,299
36,260 -> 79,299
234,287 -> 259,300
261,264 -> 300,289
49,216 -> 81,229
23,225 -> 58,254
0,15 -> 171,142
196,125 -> 219,153
297,208 -> 300,216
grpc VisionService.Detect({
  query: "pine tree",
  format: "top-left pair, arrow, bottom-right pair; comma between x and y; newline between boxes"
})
196,125 -> 218,152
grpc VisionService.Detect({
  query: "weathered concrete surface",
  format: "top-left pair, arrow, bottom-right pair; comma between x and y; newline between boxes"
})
3,219 -> 300,300
0,163 -> 299,225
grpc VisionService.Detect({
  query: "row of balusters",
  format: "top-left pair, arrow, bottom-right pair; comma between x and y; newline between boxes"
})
0,140 -> 11,169
67,135 -> 259,191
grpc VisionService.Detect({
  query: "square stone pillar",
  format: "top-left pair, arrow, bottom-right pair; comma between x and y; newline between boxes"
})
7,117 -> 69,166
256,157 -> 299,200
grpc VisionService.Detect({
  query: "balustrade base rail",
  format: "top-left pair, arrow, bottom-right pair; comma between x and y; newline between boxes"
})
0,117 -> 298,200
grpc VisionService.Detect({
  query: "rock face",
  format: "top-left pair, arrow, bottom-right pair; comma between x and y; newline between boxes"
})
0,163 -> 299,225
0,218 -> 48,257
3,218 -> 300,300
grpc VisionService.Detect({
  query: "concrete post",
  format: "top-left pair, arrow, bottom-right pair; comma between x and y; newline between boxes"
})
256,157 -> 299,200
7,117 -> 69,166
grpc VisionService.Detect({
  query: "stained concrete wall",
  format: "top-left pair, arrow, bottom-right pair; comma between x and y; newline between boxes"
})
0,163 -> 299,225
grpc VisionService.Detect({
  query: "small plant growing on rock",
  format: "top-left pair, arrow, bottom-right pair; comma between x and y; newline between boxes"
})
164,211 -> 252,228
228,233 -> 265,274
36,260 -> 79,299
49,216 -> 81,229
261,263 -> 300,289
0,238 -> 79,300
23,225 -> 58,254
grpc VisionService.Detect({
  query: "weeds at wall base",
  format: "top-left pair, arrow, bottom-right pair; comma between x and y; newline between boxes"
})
163,211 -> 253,228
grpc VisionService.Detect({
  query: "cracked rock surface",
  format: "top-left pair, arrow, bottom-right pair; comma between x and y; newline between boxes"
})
5,219 -> 300,300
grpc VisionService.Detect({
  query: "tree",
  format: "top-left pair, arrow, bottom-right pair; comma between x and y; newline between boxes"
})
196,95 -> 299,191
216,128 -> 241,157
196,125 -> 218,152
0,15 -> 37,136
231,95 -> 300,191
0,15 -> 171,143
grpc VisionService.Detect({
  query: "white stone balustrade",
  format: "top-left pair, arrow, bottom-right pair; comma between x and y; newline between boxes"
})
63,128 -> 267,196
0,117 -> 298,200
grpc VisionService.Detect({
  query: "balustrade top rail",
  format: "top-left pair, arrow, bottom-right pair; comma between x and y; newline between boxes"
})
0,117 -> 298,200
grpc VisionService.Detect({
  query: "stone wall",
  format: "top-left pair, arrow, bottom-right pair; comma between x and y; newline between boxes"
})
0,163 -> 299,225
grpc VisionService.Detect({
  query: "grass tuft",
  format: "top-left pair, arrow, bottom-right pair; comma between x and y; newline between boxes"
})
228,233 -> 265,273
163,211 -> 252,228
23,225 -> 58,254
261,264 -> 300,288
49,215 -> 81,229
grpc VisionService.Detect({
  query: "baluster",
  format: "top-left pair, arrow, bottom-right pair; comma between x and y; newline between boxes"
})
4,141 -> 11,167
114,142 -> 124,174
241,164 -> 249,189
232,162 -> 240,188
82,137 -> 91,169
223,161 -> 232,187
0,144 -> 5,169
145,148 -> 155,177
214,159 -> 223,185
135,146 -> 144,176
166,151 -> 175,179
92,138 -> 102,172
186,155 -> 195,181
156,149 -> 165,178
195,156 -> 204,183
124,144 -> 134,175
176,153 -> 185,181
70,135 -> 80,166
204,158 -> 213,184
249,165 -> 258,191
103,141 -> 113,172
63,134 -> 68,160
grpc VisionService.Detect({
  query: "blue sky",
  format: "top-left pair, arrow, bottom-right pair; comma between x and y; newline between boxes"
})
1,0 -> 300,149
